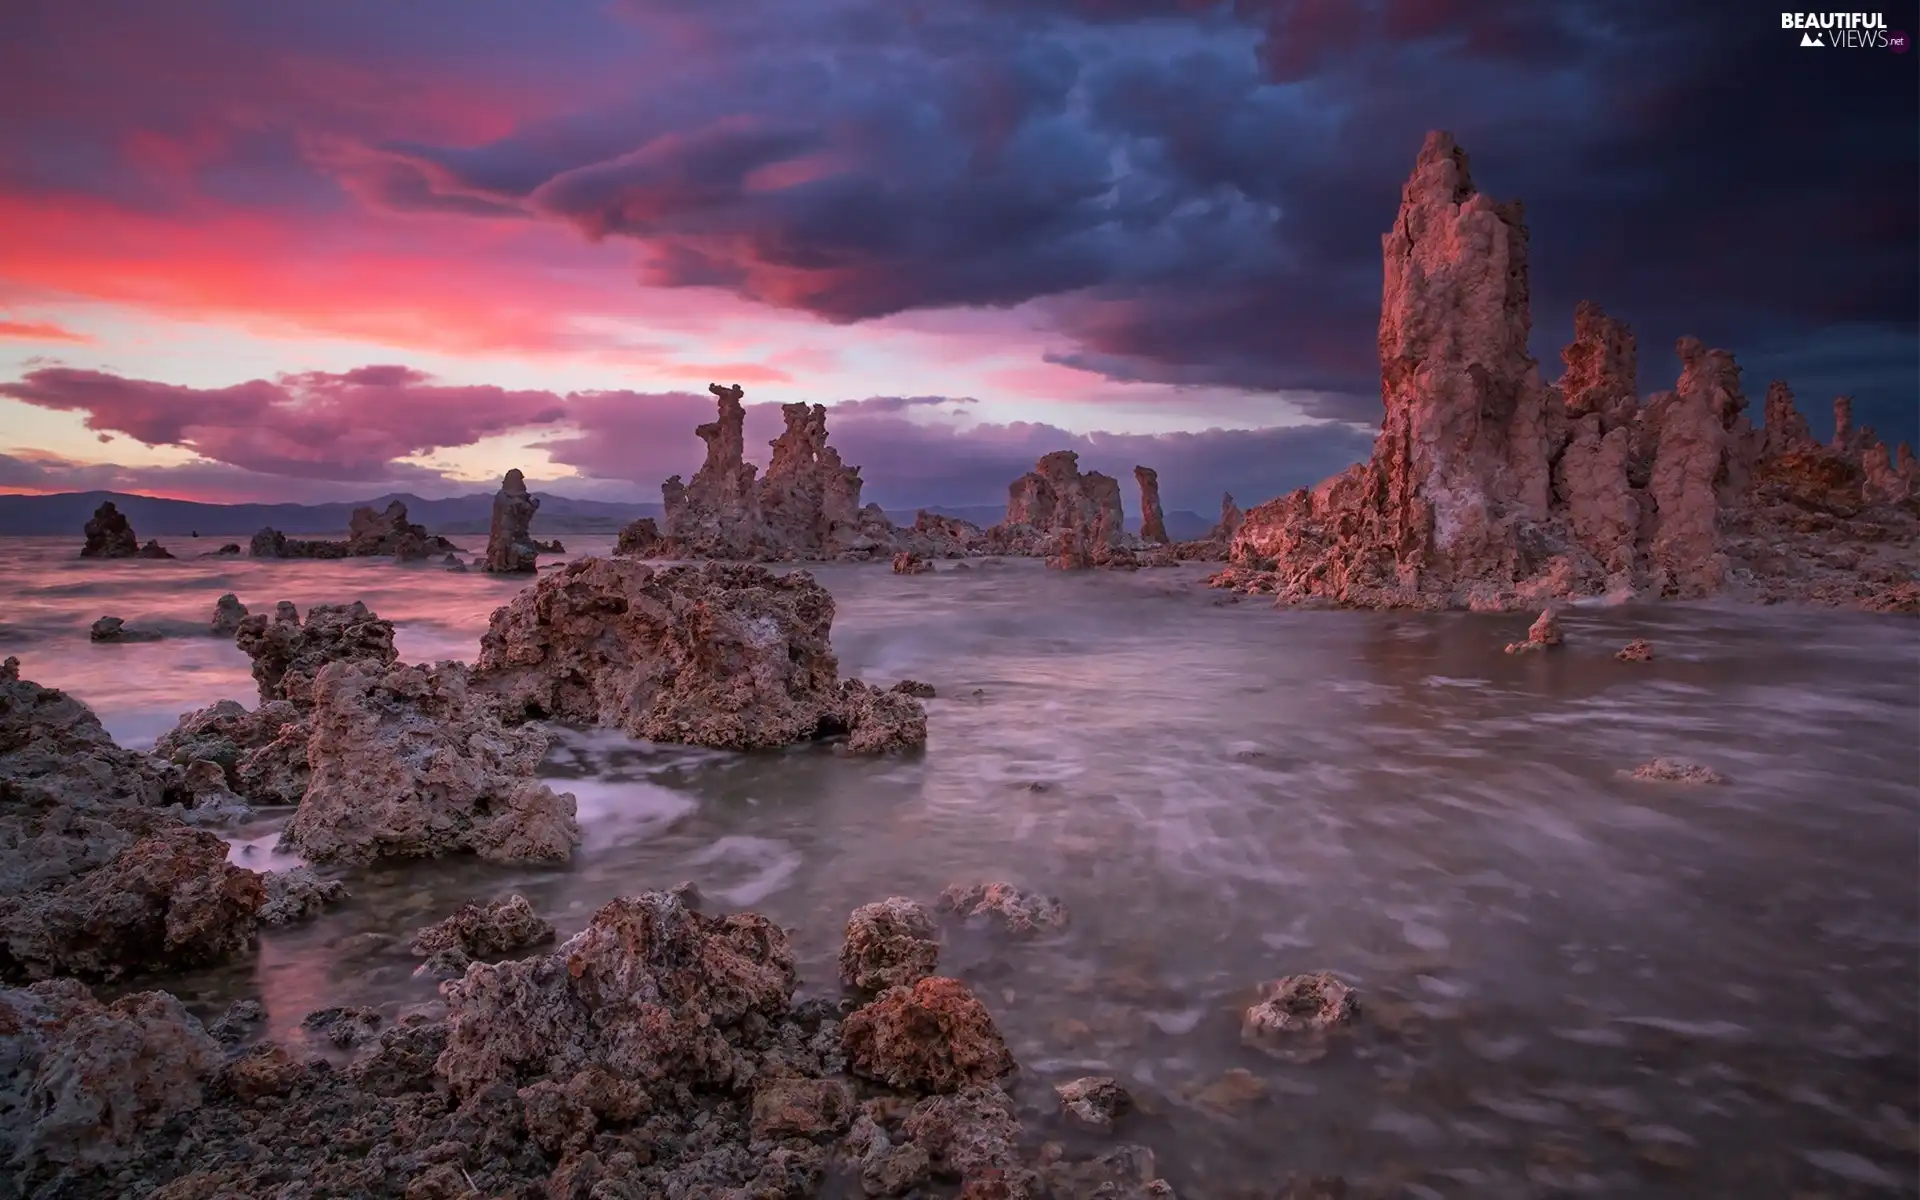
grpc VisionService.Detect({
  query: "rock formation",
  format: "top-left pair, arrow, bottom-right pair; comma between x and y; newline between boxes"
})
153,697 -> 310,807
78,501 -> 140,558
233,600 -> 397,706
1133,466 -> 1169,543
279,659 -> 581,866
840,898 -> 941,992
985,451 -> 1148,569
87,615 -> 160,643
484,468 -> 540,574
250,500 -> 455,562
410,893 -> 555,976
0,658 -> 265,983
209,593 -> 248,637
1215,131 -> 1920,612
473,556 -> 928,753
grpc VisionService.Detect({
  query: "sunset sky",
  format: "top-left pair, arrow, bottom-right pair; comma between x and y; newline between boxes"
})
1,0 -> 1914,512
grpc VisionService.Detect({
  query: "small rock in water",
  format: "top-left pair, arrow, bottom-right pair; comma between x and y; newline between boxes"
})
1504,607 -> 1563,655
890,678 -> 937,699
938,882 -> 1069,937
257,867 -> 350,926
409,893 -> 556,974
1055,1076 -> 1133,1133
300,1005 -> 383,1049
1242,972 -> 1360,1063
892,550 -> 933,575
841,897 -> 941,992
1629,758 -> 1727,785
207,998 -> 267,1045
1190,1068 -> 1267,1114
1615,638 -> 1654,662
210,593 -> 249,637
88,615 -> 160,643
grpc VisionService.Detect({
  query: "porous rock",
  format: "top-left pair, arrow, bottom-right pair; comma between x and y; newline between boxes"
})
233,599 -> 397,706
840,897 -> 941,992
892,550 -> 932,575
841,976 -> 1015,1094
938,882 -> 1069,937
1133,466 -> 1169,544
986,451 -> 1143,569
1055,1076 -> 1133,1133
153,697 -> 310,806
410,893 -> 556,973
485,468 -> 541,574
1616,639 -> 1654,662
474,556 -> 927,753
1629,758 -> 1726,785
1242,972 -> 1359,1063
1214,131 -> 1920,613
257,866 -> 350,926
0,979 -> 222,1174
1503,607 -> 1563,655
250,500 -> 455,561
88,615 -> 160,643
279,659 -> 581,866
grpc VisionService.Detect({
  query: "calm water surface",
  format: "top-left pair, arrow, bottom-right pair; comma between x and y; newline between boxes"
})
5,534 -> 1918,1198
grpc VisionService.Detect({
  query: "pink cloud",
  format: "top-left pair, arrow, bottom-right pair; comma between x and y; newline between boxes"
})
0,364 -> 568,480
0,319 -> 91,344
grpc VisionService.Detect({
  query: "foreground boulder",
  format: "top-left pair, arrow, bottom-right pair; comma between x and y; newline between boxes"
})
1217,131 -> 1920,612
78,501 -> 140,559
280,659 -> 581,866
0,980 -> 223,1175
152,696 -> 310,806
474,556 -> 928,753
484,468 -> 541,574
840,897 -> 940,991
410,893 -> 556,975
841,976 -> 1015,1094
0,659 -> 265,983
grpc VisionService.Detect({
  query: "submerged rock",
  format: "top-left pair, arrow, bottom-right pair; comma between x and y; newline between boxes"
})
938,882 -> 1070,937
891,678 -> 937,699
1616,638 -> 1655,662
410,893 -> 556,974
892,550 -> 932,575
280,659 -> 581,866
1504,607 -> 1564,654
1055,1076 -> 1133,1134
1242,972 -> 1359,1063
250,500 -> 456,562
841,897 -> 941,992
88,615 -> 160,643
256,867 -> 350,926
842,976 -> 1015,1094
1629,758 -> 1727,785
484,468 -> 541,574
474,556 -> 928,753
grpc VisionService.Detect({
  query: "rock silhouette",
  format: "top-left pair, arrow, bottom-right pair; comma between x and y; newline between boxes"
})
484,468 -> 540,574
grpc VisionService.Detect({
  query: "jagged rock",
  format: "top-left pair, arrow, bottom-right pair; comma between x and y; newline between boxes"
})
842,976 -> 1015,1094
234,600 -> 397,707
0,660 -> 267,983
986,451 -> 1139,569
474,556 -> 927,753
1214,130 -> 1919,613
207,543 -> 242,557
485,468 -> 541,574
749,1076 -> 857,1141
841,897 -> 941,992
938,883 -> 1069,937
88,615 -> 160,643
533,538 -> 564,553
892,679 -> 937,699
0,980 -> 222,1174
900,511 -> 989,558
901,1084 -> 1026,1181
1055,1076 -> 1133,1133
1629,758 -> 1726,785
892,550 -> 932,575
79,502 -> 140,559
435,890 -> 796,1101
1616,639 -> 1654,662
279,659 -> 580,866
135,539 -> 174,559
613,516 -> 664,557
209,593 -> 248,637
1038,1142 -> 1175,1199
302,1005 -> 383,1049
409,893 -> 555,975
257,867 -> 349,926
1133,466 -> 1169,544
153,698 -> 309,806
1503,607 -> 1563,654
1242,972 -> 1359,1063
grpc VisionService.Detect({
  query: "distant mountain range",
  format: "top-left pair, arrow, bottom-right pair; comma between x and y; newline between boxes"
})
0,490 -> 1214,541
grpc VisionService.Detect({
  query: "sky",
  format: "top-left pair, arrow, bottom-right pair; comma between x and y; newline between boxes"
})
0,0 -> 1914,514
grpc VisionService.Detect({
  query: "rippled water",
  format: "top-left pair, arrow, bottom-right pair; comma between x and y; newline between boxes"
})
6,534 -> 1919,1197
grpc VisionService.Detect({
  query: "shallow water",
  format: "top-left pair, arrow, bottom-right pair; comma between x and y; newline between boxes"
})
6,534 -> 1920,1197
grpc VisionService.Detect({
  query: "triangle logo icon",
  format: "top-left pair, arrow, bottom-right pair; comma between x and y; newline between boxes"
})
1800,30 -> 1824,46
